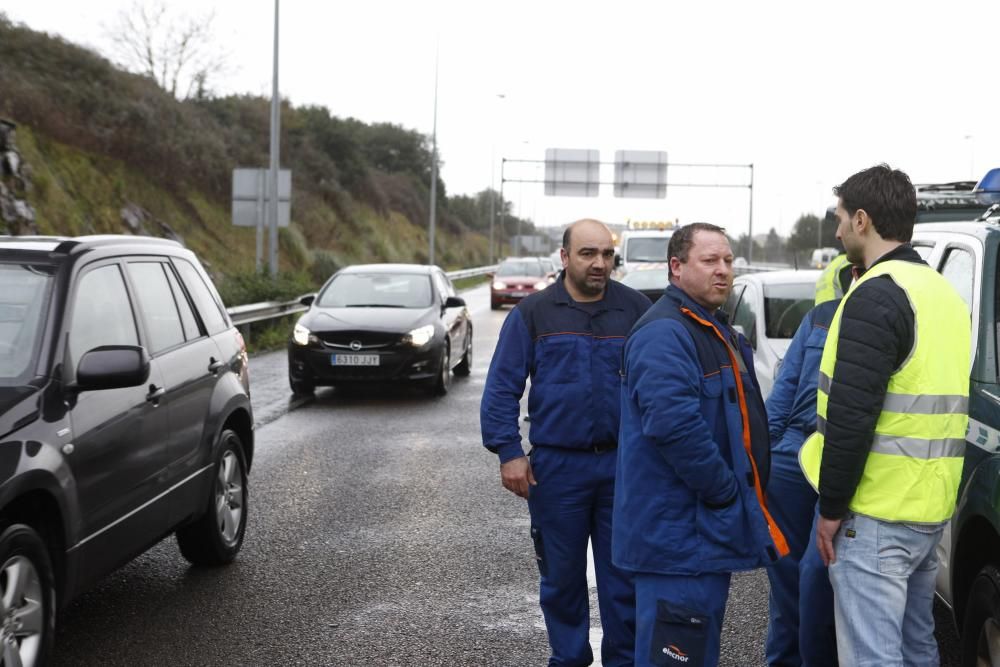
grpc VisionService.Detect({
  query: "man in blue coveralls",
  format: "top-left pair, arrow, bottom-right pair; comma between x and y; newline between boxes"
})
614,223 -> 789,667
764,260 -> 850,666
481,218 -> 651,666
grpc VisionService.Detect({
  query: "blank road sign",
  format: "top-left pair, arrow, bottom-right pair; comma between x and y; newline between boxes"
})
614,150 -> 667,198
232,168 -> 291,227
544,148 -> 600,197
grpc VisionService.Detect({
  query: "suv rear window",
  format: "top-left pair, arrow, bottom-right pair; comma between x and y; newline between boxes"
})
0,263 -> 54,383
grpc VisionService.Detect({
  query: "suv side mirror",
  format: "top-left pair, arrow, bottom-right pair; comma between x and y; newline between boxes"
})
75,345 -> 150,391
443,296 -> 466,309
300,294 -> 316,307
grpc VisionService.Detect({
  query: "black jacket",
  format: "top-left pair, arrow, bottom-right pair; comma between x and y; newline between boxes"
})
819,244 -> 923,519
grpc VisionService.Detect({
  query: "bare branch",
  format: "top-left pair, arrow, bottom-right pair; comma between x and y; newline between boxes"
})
99,1 -> 227,100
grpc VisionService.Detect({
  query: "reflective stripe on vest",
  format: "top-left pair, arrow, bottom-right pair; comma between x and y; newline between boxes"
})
814,254 -> 850,305
800,259 -> 971,523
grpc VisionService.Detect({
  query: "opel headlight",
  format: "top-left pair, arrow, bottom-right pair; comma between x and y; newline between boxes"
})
404,324 -> 435,347
293,322 -> 311,346
493,281 -> 507,290
533,280 -> 548,290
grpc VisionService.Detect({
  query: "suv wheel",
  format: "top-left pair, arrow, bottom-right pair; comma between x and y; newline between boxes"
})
0,525 -> 55,667
177,429 -> 249,565
961,564 -> 1000,667
454,333 -> 472,377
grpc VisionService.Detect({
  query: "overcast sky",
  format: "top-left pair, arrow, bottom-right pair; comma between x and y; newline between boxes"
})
5,0 -> 998,239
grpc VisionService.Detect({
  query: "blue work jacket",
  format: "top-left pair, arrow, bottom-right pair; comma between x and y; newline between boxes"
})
480,275 -> 651,463
613,285 -> 788,575
765,299 -> 840,457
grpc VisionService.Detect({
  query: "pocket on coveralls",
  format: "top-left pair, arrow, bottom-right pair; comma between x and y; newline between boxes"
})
650,599 -> 708,665
530,526 -> 547,576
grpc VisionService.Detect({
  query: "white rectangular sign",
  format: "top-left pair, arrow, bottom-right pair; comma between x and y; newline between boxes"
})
231,168 -> 292,227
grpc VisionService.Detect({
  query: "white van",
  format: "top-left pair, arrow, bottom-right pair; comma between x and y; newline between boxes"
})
810,247 -> 839,268
615,228 -> 675,277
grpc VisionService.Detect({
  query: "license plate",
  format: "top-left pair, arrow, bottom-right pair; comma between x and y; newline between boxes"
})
331,354 -> 380,366
510,291 -> 529,297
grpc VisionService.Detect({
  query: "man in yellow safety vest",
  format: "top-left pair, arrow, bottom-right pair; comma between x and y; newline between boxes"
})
799,164 -> 971,666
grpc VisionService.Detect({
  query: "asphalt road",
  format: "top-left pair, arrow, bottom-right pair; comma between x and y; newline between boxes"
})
49,284 -> 962,666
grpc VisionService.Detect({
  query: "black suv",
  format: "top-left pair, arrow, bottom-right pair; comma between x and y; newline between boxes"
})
0,235 -> 253,665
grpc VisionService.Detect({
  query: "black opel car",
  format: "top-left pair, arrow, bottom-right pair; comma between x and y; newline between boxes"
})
287,263 -> 473,396
0,235 -> 253,665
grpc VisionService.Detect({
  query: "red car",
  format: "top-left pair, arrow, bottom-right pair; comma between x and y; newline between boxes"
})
490,257 -> 554,310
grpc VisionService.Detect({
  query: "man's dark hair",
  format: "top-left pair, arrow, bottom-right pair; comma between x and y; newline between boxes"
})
562,226 -> 572,250
667,222 -> 727,279
833,164 -> 916,242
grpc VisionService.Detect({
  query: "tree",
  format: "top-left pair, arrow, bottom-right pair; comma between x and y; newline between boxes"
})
764,227 -> 784,263
104,1 -> 228,99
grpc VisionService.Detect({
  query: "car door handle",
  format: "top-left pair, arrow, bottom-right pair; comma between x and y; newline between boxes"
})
146,384 -> 165,404
208,357 -> 226,374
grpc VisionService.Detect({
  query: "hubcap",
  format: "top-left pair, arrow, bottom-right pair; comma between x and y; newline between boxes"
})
0,555 -> 43,667
215,449 -> 245,547
977,616 -> 1000,667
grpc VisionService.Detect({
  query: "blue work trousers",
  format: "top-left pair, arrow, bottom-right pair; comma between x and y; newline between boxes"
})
634,571 -> 731,667
765,452 -> 818,666
765,452 -> 837,667
527,445 -> 635,666
798,509 -> 837,667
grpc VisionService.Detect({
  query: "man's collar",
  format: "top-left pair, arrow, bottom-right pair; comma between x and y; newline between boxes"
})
666,285 -> 725,325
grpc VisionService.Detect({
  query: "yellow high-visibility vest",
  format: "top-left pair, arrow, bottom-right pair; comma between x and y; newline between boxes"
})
814,254 -> 851,304
800,259 -> 971,523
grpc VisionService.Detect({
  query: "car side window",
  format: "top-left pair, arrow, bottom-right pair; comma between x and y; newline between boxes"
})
174,258 -> 228,335
433,272 -> 450,302
126,262 -> 185,354
939,247 -> 975,318
441,272 -> 457,297
732,285 -> 759,350
69,264 -> 139,367
722,284 -> 746,321
164,264 -> 202,340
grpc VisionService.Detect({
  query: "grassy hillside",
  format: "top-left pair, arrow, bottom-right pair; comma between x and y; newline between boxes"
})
0,14 -> 504,302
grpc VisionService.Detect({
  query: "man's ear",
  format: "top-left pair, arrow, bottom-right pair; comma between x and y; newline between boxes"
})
854,208 -> 871,235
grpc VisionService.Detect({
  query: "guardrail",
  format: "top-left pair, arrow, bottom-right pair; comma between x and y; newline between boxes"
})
225,264 -> 499,328
225,261 -> 800,330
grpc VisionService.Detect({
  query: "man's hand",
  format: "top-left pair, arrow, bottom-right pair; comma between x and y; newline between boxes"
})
500,456 -> 537,499
816,516 -> 842,566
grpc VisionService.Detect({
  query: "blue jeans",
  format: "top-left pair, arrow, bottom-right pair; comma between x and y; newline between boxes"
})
828,512 -> 944,667
527,446 -> 635,666
765,452 -> 818,666
634,571 -> 731,667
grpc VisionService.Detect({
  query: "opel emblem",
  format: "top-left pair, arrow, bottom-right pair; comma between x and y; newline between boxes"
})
349,340 -> 363,351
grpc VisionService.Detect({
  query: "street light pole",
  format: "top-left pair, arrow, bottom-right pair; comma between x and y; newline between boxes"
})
428,41 -> 439,266
488,93 -> 505,265
267,0 -> 281,277
747,163 -> 754,265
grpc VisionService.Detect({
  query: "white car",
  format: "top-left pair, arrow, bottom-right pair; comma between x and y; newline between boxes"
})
722,269 -> 821,399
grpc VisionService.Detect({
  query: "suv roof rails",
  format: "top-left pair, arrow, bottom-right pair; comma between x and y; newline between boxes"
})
50,235 -> 183,254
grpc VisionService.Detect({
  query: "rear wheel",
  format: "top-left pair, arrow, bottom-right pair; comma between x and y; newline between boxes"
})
454,332 -> 472,377
961,564 -> 1000,667
177,429 -> 249,565
0,524 -> 55,667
